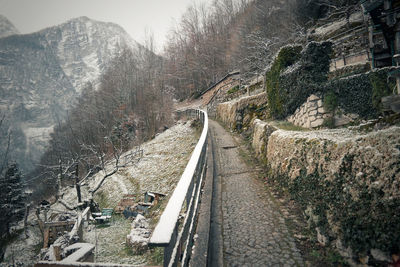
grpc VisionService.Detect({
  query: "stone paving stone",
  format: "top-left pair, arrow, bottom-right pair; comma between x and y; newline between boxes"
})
210,120 -> 304,267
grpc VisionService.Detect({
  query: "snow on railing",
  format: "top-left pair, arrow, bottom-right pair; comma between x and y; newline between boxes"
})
149,109 -> 208,267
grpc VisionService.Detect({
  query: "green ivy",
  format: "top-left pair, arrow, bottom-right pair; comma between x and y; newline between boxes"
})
324,67 -> 395,119
270,154 -> 400,256
265,42 -> 332,119
323,90 -> 338,113
370,71 -> 394,112
265,45 -> 302,119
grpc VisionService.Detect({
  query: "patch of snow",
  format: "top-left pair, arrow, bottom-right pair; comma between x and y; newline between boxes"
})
126,215 -> 151,253
61,243 -> 95,263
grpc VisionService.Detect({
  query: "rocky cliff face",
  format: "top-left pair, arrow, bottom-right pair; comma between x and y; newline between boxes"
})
40,16 -> 139,93
0,16 -> 139,173
0,15 -> 19,38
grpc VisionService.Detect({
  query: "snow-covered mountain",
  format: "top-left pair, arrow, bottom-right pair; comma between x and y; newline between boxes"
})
0,16 -> 140,173
0,14 -> 19,38
41,16 -> 139,93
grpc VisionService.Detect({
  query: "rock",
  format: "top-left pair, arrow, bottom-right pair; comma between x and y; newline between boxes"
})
294,234 -> 307,240
310,118 -> 324,128
308,94 -> 319,101
359,255 -> 369,265
370,249 -> 391,263
316,228 -> 328,246
126,214 -> 151,254
307,101 -> 318,110
133,214 -> 149,229
309,110 -> 318,116
335,239 -> 353,259
243,114 -> 252,126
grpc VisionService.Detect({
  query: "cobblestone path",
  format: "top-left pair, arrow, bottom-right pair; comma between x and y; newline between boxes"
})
209,120 -> 304,266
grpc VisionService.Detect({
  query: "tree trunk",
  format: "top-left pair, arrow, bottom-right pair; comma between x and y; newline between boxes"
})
75,164 -> 82,203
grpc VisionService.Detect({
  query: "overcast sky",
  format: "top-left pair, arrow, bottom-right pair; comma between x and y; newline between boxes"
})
0,0 -> 210,51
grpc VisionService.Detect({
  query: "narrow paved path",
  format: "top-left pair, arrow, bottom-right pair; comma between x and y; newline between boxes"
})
209,119 -> 303,267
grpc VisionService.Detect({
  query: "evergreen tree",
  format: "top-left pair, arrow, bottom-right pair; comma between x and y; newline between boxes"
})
0,163 -> 25,239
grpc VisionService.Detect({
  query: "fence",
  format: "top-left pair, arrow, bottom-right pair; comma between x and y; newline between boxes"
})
149,109 -> 208,267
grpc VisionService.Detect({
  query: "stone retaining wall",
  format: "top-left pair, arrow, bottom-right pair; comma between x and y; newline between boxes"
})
264,126 -> 400,264
287,94 -> 327,128
251,119 -> 277,162
216,92 -> 267,130
287,94 -> 359,128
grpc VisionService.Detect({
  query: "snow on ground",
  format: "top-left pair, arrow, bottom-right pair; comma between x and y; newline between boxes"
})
2,119 -> 199,266
52,119 -> 198,211
2,225 -> 42,266
84,217 -> 146,265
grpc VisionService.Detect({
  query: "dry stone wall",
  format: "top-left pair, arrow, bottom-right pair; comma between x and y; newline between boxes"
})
287,94 -> 359,128
216,92 -> 267,130
251,119 -> 277,162
287,94 -> 327,128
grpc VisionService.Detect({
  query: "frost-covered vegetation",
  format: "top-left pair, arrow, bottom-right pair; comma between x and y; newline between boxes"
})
2,120 -> 198,265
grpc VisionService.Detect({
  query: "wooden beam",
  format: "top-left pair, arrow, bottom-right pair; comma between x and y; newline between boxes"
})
43,228 -> 50,248
44,221 -> 75,227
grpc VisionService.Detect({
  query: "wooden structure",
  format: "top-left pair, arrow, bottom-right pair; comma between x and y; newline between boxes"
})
362,0 -> 400,110
361,0 -> 400,70
42,221 -> 75,248
35,243 -> 95,266
200,71 -> 240,106
328,23 -> 371,72
114,194 -> 139,214
144,191 -> 166,206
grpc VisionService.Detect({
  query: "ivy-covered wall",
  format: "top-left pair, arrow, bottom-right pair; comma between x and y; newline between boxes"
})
265,42 -> 332,119
265,41 -> 395,121
324,67 -> 396,119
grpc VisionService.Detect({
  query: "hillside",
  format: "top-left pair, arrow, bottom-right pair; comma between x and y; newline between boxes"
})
0,16 -> 140,173
2,119 -> 199,265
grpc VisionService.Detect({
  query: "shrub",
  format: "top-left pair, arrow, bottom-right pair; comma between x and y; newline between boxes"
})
227,85 -> 240,94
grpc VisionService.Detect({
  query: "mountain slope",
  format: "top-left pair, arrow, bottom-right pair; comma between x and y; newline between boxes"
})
0,14 -> 19,38
0,16 -> 140,173
41,16 -> 139,93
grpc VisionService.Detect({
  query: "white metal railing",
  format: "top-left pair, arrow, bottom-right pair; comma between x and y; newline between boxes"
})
149,109 -> 208,267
